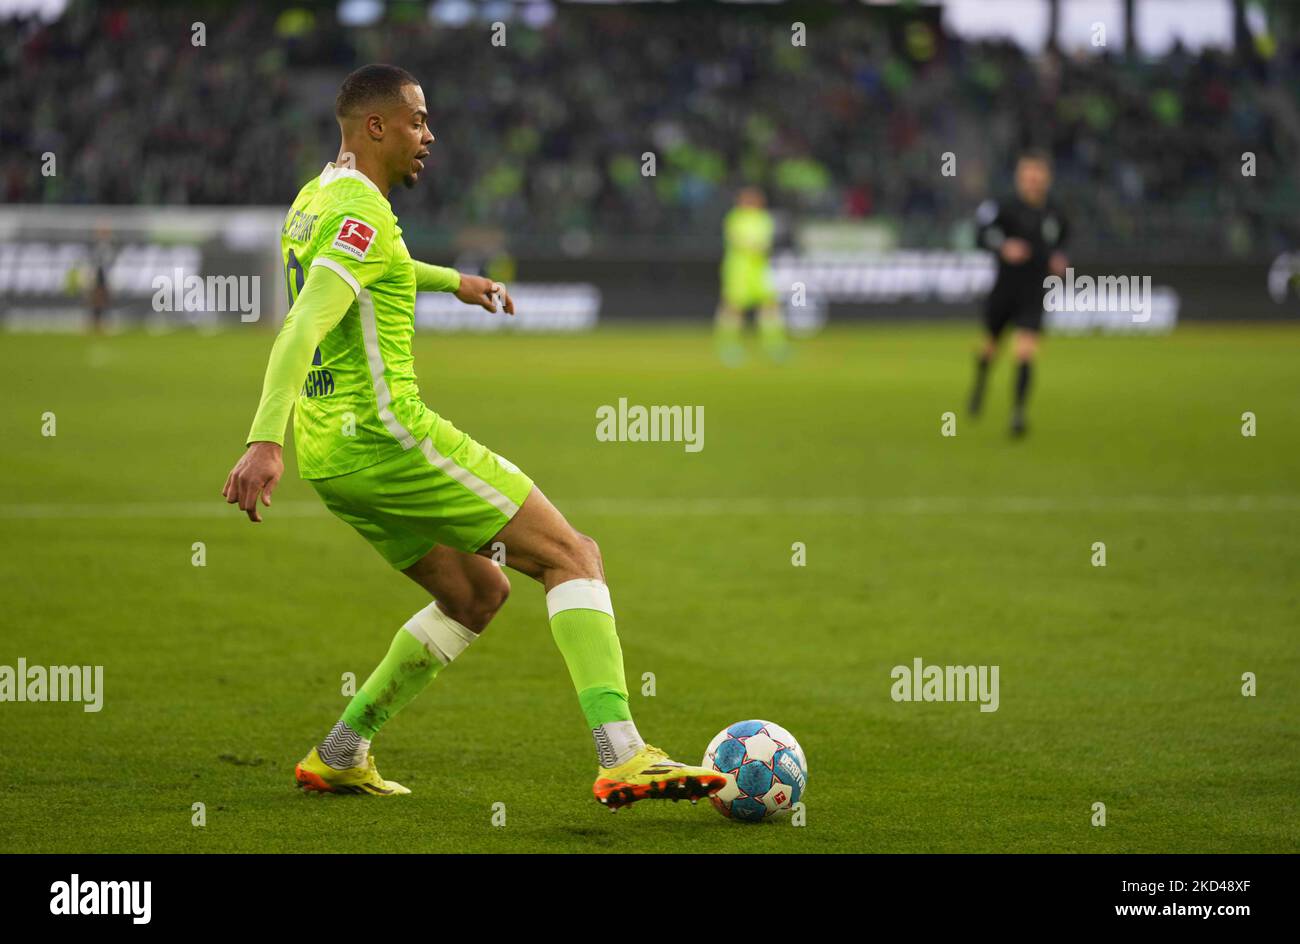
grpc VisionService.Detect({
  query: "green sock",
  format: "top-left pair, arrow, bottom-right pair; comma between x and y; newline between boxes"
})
758,306 -> 788,356
716,322 -> 742,347
546,579 -> 646,767
715,306 -> 745,360
318,604 -> 478,770
341,626 -> 444,739
549,606 -> 632,729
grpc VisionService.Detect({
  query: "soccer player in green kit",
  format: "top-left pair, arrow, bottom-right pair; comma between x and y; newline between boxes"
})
221,65 -> 724,810
715,186 -> 788,365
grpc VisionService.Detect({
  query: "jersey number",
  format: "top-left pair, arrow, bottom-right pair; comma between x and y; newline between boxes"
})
285,249 -> 322,366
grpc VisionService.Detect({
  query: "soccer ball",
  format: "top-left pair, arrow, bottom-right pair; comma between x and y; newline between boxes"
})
702,720 -> 808,822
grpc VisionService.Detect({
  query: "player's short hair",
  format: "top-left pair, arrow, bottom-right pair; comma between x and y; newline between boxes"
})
1017,147 -> 1053,168
335,64 -> 419,120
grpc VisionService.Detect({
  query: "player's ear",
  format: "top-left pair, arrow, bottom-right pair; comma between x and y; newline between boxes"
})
366,112 -> 384,140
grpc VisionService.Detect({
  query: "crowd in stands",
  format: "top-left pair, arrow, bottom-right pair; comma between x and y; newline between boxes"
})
4,1 -> 1297,256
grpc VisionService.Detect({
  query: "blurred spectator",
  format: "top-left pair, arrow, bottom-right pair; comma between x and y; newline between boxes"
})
1,1 -> 1296,257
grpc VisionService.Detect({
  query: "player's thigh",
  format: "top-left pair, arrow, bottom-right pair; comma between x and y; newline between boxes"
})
1012,328 -> 1040,360
721,283 -> 754,311
310,420 -> 534,569
420,422 -> 537,555
478,487 -> 602,587
401,544 -> 510,631
723,267 -> 773,310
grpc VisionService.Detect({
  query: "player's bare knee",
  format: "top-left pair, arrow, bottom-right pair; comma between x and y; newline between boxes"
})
437,578 -> 507,634
547,529 -> 602,581
469,572 -> 511,629
485,570 -> 511,616
434,599 -> 476,633
575,532 -> 603,577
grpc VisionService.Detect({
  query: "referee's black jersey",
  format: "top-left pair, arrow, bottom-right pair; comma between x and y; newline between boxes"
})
975,195 -> 1069,290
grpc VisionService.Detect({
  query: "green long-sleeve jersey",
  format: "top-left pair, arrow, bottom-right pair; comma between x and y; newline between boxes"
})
246,162 -> 460,478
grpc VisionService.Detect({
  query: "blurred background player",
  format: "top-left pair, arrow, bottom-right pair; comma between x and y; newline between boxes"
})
87,226 -> 114,333
969,150 -> 1069,438
715,186 -> 788,365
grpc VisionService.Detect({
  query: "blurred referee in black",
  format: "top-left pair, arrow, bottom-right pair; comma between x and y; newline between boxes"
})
968,149 -> 1068,438
88,225 -> 114,333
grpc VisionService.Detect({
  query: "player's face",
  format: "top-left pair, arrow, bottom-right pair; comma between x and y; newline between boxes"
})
392,83 -> 434,190
1015,159 -> 1051,206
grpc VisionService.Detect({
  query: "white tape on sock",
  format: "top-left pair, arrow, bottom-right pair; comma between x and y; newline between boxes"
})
403,602 -> 478,665
545,578 -> 614,620
594,719 -> 644,769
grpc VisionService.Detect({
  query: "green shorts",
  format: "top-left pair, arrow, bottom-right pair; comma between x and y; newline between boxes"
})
722,265 -> 778,310
308,415 -> 534,570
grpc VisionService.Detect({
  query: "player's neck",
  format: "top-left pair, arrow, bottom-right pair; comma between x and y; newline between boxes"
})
336,147 -> 391,198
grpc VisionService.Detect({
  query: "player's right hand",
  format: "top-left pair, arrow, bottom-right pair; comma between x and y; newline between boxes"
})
455,274 -> 515,315
222,441 -> 284,523
1000,238 -> 1031,265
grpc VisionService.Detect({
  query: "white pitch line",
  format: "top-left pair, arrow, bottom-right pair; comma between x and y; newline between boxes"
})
570,495 -> 1300,515
1,495 -> 1299,520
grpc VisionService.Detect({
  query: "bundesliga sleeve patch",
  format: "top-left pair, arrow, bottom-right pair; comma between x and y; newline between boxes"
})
332,218 -> 377,260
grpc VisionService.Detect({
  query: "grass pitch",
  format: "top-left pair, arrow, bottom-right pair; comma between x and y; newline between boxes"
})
1,322 -> 1297,853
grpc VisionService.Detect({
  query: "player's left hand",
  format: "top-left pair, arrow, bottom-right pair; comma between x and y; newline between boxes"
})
1049,251 -> 1068,278
456,274 -> 514,315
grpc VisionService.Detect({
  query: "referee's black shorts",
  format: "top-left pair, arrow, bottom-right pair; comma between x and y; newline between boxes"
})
983,279 -> 1045,338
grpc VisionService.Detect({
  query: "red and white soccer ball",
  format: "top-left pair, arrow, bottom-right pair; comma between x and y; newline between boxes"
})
703,719 -> 808,822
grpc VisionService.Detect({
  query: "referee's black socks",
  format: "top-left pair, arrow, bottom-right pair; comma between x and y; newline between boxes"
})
1014,359 -> 1033,408
1011,360 -> 1033,438
969,353 -> 991,414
